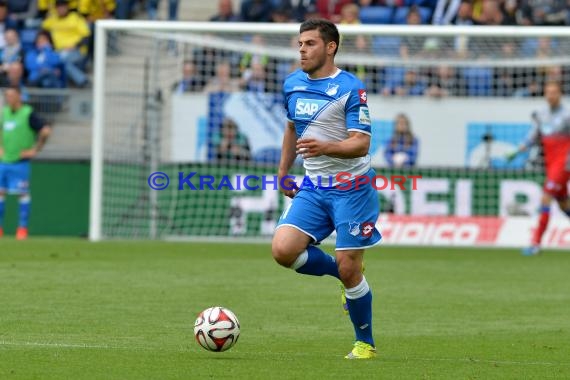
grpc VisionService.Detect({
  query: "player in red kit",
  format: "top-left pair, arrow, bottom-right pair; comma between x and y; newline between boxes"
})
508,81 -> 570,255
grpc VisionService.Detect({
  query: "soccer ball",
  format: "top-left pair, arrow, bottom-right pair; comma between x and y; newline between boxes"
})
193,306 -> 240,352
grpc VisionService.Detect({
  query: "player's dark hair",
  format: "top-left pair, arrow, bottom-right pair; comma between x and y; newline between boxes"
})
299,19 -> 340,56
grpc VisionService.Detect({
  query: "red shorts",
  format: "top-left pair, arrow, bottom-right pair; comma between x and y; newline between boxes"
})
544,166 -> 570,199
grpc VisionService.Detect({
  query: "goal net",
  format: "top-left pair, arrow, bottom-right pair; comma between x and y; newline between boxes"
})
89,21 -> 570,248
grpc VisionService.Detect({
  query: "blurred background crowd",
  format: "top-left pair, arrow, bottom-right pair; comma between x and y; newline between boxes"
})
0,0 -> 568,101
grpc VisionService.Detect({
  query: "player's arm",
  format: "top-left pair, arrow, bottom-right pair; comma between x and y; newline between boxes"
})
506,112 -> 539,161
520,112 -> 540,151
20,112 -> 52,159
278,121 -> 299,198
297,131 -> 370,159
298,85 -> 372,159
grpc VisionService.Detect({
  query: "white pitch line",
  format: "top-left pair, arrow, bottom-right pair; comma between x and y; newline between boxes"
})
1,341 -> 569,367
0,341 -> 133,350
381,356 -> 570,367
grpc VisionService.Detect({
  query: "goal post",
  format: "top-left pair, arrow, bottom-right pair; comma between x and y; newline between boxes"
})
89,20 -> 570,248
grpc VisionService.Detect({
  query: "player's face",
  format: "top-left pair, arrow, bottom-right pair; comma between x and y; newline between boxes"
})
4,88 -> 21,108
545,84 -> 561,108
298,30 -> 331,75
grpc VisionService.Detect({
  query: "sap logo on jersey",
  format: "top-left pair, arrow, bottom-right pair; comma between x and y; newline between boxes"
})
295,98 -> 328,120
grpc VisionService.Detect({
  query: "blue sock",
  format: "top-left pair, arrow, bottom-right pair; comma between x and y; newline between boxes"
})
345,277 -> 374,347
19,195 -> 30,228
0,195 -> 4,227
291,245 -> 340,279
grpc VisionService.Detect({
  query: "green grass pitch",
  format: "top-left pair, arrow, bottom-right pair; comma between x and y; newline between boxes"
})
1,239 -> 569,379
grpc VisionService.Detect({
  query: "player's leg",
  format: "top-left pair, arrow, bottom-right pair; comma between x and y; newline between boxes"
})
331,169 -> 382,358
555,172 -> 570,218
0,190 -> 4,238
272,189 -> 339,278
336,248 -> 375,357
523,177 -> 562,256
0,163 -> 6,237
10,162 -> 31,240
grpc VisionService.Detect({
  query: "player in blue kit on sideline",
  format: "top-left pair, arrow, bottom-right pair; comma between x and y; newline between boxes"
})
271,19 -> 381,359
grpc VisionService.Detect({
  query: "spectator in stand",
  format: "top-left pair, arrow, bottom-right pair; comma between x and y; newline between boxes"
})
240,61 -> 267,93
210,0 -> 240,22
1,61 -> 29,101
500,0 -> 519,25
432,0 -> 462,25
518,0 -> 568,26
356,0 -> 381,5
38,0 -> 78,17
213,118 -> 251,164
240,0 -> 274,22
303,3 -> 322,20
172,60 -> 202,93
24,30 -> 63,88
42,0 -> 90,87
453,1 -> 474,25
474,0 -> 505,25
494,41 -> 517,96
315,0 -> 353,22
275,0 -> 317,22
115,0 -> 136,19
385,113 -> 419,168
426,65 -> 458,97
203,61 -> 240,93
514,77 -> 541,97
192,37 -> 233,88
6,0 -> 38,29
395,69 -> 427,96
1,29 -> 23,69
400,7 -> 425,60
270,5 -> 293,23
0,2 -> 8,53
146,0 -> 178,21
339,2 -> 359,24
239,34 -> 279,91
78,0 -> 117,58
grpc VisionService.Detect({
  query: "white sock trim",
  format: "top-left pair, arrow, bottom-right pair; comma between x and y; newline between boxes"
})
290,250 -> 308,270
0,195 -> 5,202
19,195 -> 31,204
344,277 -> 370,300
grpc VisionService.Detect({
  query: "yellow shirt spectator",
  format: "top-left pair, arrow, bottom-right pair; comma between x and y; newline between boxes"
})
38,0 -> 78,14
78,0 -> 116,21
42,11 -> 91,53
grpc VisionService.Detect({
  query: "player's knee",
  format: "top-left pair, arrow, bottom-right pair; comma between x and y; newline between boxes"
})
271,239 -> 298,268
336,255 -> 362,286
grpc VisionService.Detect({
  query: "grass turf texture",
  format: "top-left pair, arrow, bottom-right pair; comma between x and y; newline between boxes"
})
1,239 -> 569,379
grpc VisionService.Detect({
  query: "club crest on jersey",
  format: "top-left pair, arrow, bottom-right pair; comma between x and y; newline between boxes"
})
359,107 -> 371,126
348,221 -> 360,236
3,121 -> 16,131
358,89 -> 367,104
295,98 -> 328,120
326,83 -> 339,96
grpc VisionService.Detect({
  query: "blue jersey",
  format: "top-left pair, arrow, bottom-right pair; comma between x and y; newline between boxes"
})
283,68 -> 372,186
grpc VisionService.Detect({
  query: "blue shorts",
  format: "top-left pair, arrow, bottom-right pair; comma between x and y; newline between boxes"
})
276,168 -> 382,250
0,161 -> 31,194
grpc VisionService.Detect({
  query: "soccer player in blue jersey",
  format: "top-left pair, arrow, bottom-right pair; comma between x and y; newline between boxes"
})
271,19 -> 381,359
